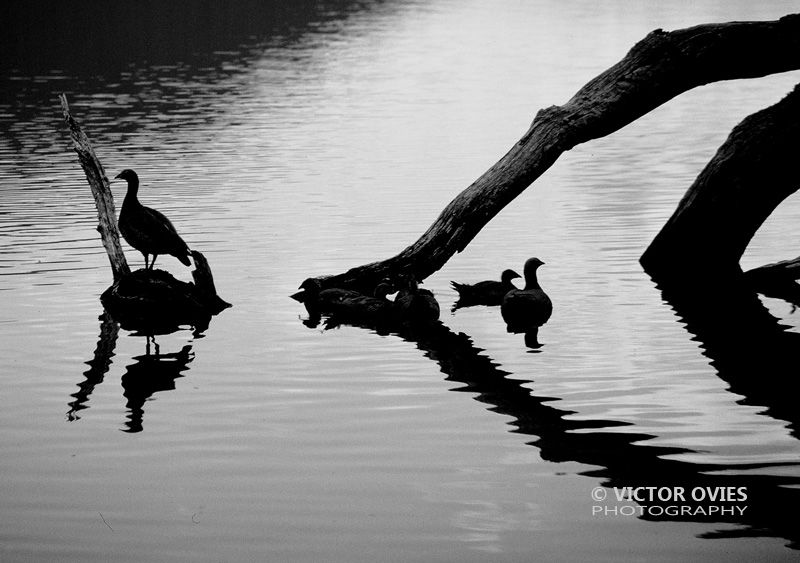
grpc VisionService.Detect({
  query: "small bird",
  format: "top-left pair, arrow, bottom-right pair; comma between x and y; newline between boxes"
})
451,268 -> 521,309
394,275 -> 440,323
115,169 -> 191,270
501,257 -> 552,332
291,278 -> 396,324
291,278 -> 361,308
330,281 -> 396,320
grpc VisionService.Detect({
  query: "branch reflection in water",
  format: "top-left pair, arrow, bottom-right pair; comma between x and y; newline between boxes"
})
68,310 -> 196,433
296,283 -> 800,549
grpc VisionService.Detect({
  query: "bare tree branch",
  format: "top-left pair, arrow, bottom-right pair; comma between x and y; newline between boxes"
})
306,15 -> 800,292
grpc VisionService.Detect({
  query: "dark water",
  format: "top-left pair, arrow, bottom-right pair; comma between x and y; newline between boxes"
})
2,1 -> 800,561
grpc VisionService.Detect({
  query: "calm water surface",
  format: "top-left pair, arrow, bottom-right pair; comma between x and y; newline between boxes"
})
2,1 -> 800,561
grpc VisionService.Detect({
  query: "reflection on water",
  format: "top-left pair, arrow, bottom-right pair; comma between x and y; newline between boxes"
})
121,342 -> 193,434
658,276 -> 800,440
298,295 -> 800,548
2,0 -> 800,560
67,312 -> 119,422
68,311 -> 195,433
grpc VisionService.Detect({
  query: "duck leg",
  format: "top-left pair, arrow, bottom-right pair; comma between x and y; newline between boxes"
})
150,254 -> 158,269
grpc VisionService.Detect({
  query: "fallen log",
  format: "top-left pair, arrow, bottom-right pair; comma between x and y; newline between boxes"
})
300,15 -> 800,293
60,94 -> 230,330
641,84 -> 800,278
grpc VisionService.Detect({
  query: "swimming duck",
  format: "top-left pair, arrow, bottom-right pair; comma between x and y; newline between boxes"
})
292,278 -> 395,321
330,281 -> 396,320
501,257 -> 552,332
116,169 -> 191,269
291,278 -> 361,308
395,275 -> 440,322
451,268 -> 521,308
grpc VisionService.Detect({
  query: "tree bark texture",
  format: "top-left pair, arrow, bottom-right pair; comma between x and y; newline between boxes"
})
308,15 -> 800,292
641,84 -> 800,278
60,94 -> 130,281
60,95 -> 230,330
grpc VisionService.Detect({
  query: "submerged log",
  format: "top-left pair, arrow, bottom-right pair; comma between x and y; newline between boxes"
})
100,252 -> 230,332
743,256 -> 800,307
60,94 -> 231,329
301,15 -> 800,292
641,84 -> 800,278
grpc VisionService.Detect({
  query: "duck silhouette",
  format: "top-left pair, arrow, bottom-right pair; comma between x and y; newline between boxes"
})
395,275 -> 440,323
116,169 -> 192,270
292,278 -> 395,319
292,278 -> 360,305
501,257 -> 552,333
329,281 -> 396,322
451,268 -> 521,309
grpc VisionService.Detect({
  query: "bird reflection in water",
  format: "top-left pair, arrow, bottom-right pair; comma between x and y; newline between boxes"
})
449,258 -> 552,350
293,273 -> 800,549
68,311 -> 195,433
121,343 -> 193,433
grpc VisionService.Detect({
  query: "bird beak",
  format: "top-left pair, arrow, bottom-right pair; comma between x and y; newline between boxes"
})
114,173 -> 122,179
290,290 -> 305,302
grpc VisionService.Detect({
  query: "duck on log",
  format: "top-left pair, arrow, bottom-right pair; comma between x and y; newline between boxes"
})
59,94 -> 230,330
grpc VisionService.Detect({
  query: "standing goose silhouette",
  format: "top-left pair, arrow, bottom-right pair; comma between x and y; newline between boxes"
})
115,169 -> 192,270
501,257 -> 552,333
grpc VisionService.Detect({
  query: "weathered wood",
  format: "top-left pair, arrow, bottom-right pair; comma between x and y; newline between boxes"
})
59,94 -> 130,281
305,15 -> 800,292
190,250 -> 232,314
61,95 -> 231,330
641,84 -> 800,277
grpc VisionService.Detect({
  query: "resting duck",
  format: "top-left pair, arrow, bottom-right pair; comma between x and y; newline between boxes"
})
451,268 -> 521,308
291,278 -> 361,309
116,169 -> 192,270
292,278 -> 395,319
330,282 -> 395,320
395,275 -> 440,322
501,257 -> 552,332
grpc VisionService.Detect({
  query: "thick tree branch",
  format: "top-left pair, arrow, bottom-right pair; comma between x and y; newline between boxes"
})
308,15 -> 800,292
60,93 -> 130,281
641,84 -> 800,277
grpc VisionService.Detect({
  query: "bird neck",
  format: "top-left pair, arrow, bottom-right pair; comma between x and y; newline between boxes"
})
122,179 -> 140,206
524,271 -> 541,290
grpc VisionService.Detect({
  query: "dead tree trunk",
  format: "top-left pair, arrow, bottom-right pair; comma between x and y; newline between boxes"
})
641,85 -> 800,278
60,94 -> 130,281
304,15 -> 800,293
61,95 -> 231,330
